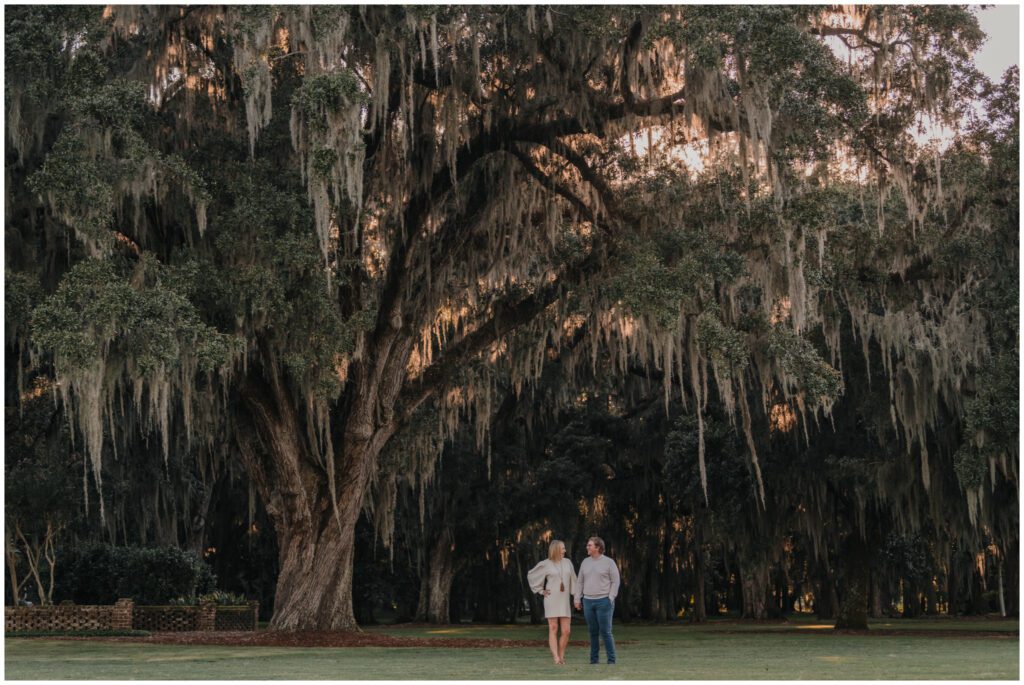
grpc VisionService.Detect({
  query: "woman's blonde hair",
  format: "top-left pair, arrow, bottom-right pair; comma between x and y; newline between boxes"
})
548,539 -> 566,561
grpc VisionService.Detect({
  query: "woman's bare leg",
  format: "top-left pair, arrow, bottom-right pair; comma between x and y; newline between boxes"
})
547,618 -> 560,663
557,617 -> 571,663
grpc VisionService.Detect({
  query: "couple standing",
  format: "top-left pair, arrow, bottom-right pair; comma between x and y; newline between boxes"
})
527,536 -> 620,665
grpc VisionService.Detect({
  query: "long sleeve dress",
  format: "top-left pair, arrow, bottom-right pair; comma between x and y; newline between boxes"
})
527,558 -> 577,618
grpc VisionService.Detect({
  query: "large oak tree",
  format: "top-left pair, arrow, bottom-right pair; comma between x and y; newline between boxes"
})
6,5 -> 1002,629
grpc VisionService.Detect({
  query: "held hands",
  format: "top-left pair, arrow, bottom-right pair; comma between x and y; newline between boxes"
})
574,601 -> 582,611
541,590 -> 551,597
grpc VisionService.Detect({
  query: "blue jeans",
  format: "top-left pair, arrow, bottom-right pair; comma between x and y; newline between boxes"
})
582,597 -> 616,664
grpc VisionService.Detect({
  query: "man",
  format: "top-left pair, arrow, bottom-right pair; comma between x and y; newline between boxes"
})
573,536 -> 620,665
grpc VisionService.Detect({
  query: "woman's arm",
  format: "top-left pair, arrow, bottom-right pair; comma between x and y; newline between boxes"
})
526,560 -> 549,594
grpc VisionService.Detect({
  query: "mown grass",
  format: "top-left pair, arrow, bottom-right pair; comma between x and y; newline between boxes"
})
5,617 -> 1018,680
5,630 -> 151,638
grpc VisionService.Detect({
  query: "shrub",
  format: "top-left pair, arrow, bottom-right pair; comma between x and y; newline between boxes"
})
54,543 -> 217,605
199,590 -> 250,606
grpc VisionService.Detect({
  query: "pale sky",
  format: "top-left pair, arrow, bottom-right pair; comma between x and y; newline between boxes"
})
975,4 -> 1020,82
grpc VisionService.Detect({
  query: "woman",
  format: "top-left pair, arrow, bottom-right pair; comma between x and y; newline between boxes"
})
527,539 -> 577,665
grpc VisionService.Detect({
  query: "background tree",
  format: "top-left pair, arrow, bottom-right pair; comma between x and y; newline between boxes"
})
5,378 -> 80,605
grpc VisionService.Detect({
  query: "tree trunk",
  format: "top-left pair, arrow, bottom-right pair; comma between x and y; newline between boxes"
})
741,561 -> 770,620
645,536 -> 660,620
946,559 -> 957,616
780,558 -> 795,616
728,557 -> 743,614
814,563 -> 839,621
692,526 -> 707,623
869,572 -> 885,618
1004,541 -> 1019,617
926,576 -> 939,615
237,373 -> 381,630
617,573 -> 632,621
997,562 -> 1006,618
5,526 -> 23,604
268,501 -> 362,629
903,578 -> 923,618
425,529 -> 459,624
474,563 -> 501,623
186,478 -> 216,555
660,519 -> 674,621
835,532 -> 870,630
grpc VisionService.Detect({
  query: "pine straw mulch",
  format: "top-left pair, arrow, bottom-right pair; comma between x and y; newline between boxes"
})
48,630 -> 635,649
31,621 -> 1016,647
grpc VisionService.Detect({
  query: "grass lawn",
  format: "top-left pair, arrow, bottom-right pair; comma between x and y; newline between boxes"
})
5,617 -> 1018,680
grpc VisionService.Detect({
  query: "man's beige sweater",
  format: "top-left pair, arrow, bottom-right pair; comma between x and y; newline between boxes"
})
574,554 -> 620,602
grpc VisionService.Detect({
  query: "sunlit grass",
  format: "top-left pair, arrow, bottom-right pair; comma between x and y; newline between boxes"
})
6,617 -> 1018,680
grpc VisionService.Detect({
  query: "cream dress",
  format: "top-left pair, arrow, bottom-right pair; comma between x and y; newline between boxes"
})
527,558 -> 577,618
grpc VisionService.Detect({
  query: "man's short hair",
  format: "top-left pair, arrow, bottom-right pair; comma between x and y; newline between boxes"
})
588,536 -> 605,553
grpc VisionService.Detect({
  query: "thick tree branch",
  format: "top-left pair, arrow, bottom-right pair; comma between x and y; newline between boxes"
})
537,138 -> 633,225
508,146 -> 603,228
399,250 -> 601,416
509,80 -> 754,154
620,19 -> 644,108
371,128 -> 508,345
809,25 -> 884,50
413,172 -> 496,324
511,85 -> 691,142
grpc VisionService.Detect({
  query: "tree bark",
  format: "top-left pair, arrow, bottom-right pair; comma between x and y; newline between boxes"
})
644,537 -> 660,620
903,578 -> 923,618
414,560 -> 430,622
741,561 -> 770,620
780,558 -> 795,616
186,478 -> 216,555
926,576 -> 939,615
237,372 -> 379,630
947,558 -> 960,616
1004,541 -> 1019,617
271,510 -> 361,629
660,520 -> 674,621
472,563 -> 501,623
5,526 -> 23,604
869,572 -> 885,618
617,576 -> 632,621
814,563 -> 839,621
997,562 -> 1006,618
834,532 -> 870,630
692,525 -> 707,623
425,529 -> 460,624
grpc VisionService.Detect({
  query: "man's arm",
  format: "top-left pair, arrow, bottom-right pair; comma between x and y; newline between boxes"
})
574,560 -> 586,607
608,559 -> 621,602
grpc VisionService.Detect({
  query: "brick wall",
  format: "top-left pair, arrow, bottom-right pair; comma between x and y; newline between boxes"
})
131,605 -> 200,632
5,602 -> 125,632
6,599 -> 259,633
215,602 -> 260,630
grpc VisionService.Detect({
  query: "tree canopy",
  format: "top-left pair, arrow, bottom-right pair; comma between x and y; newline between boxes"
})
5,5 -> 1015,629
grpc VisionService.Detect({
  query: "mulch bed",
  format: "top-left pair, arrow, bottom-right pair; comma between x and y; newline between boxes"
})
45,630 -> 637,649
26,623 -> 1015,647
